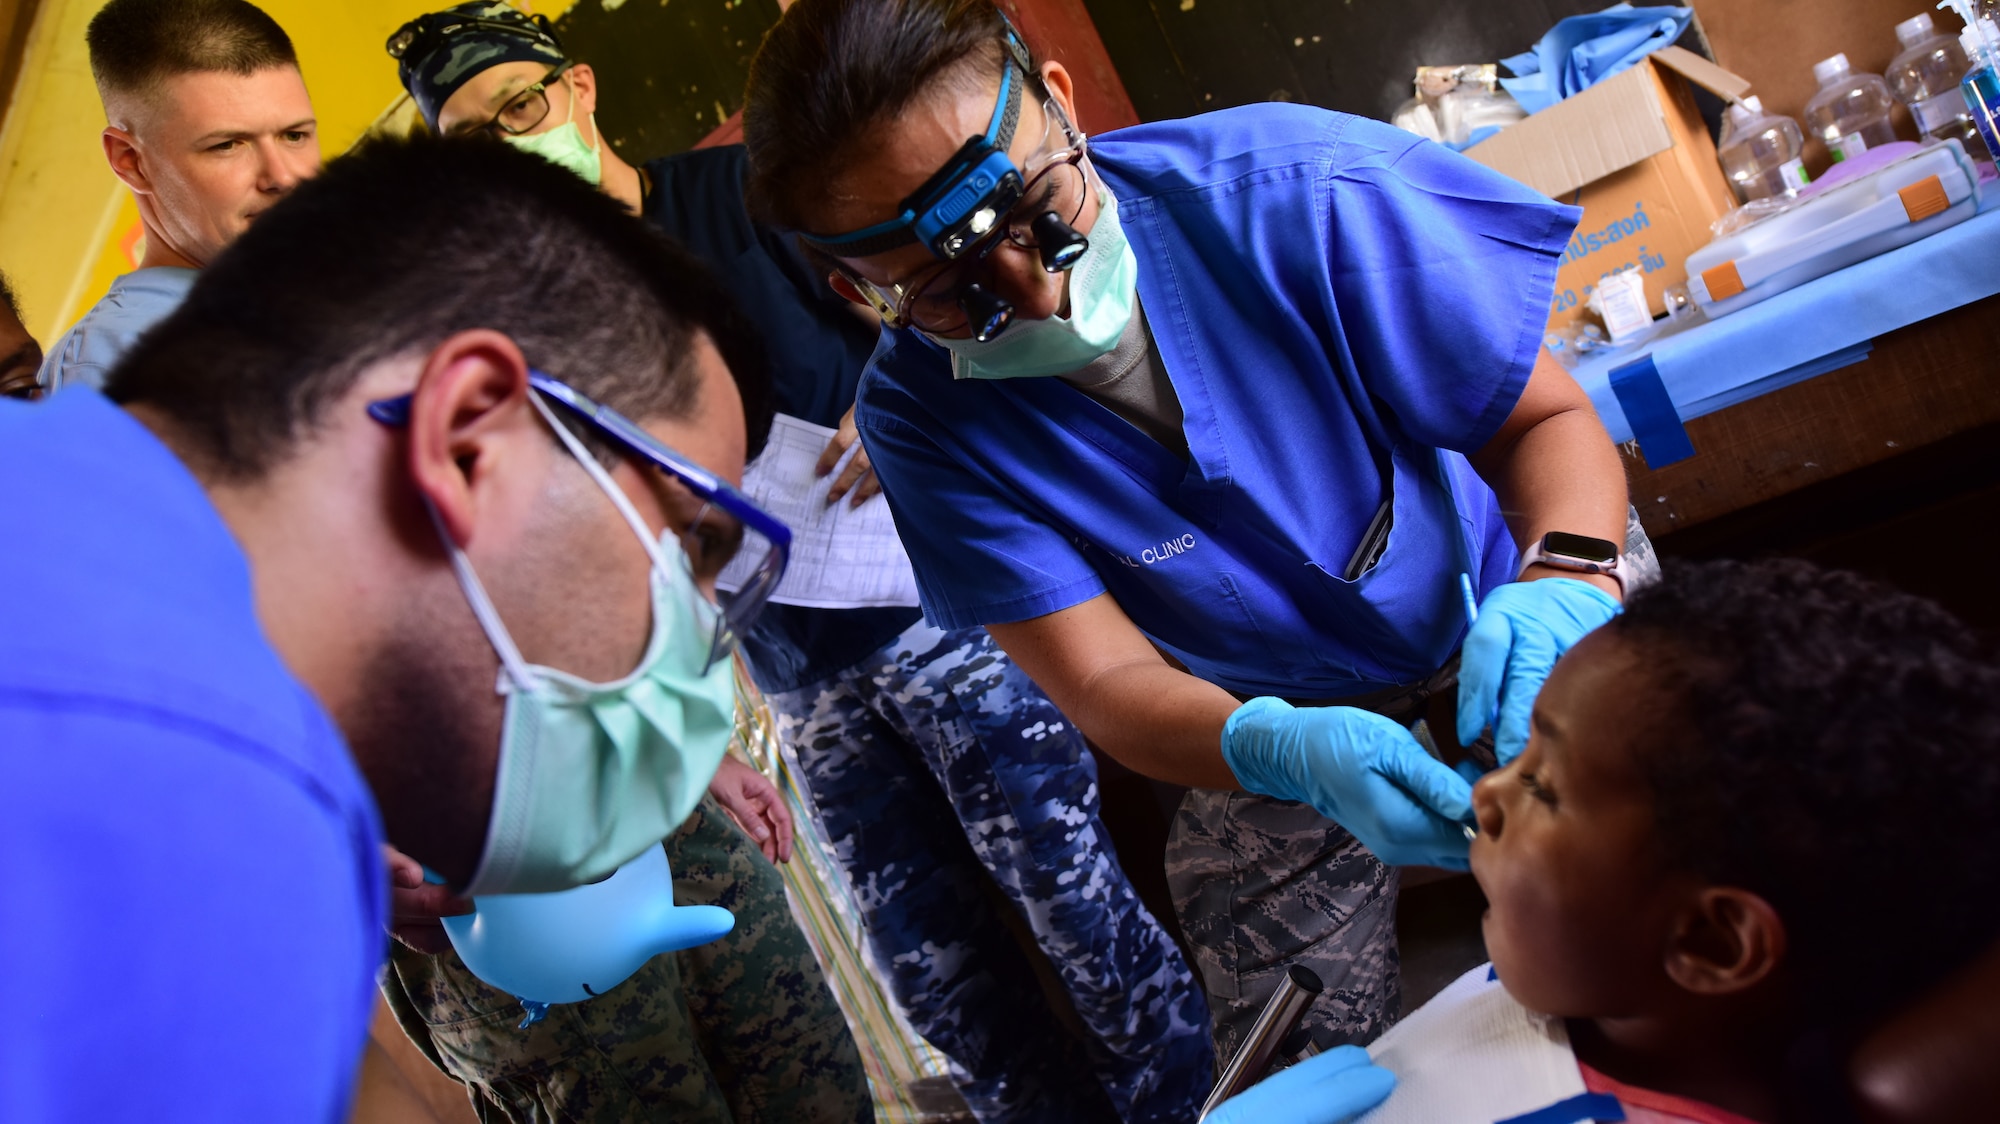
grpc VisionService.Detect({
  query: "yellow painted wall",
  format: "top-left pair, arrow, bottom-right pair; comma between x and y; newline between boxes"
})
0,0 -> 576,343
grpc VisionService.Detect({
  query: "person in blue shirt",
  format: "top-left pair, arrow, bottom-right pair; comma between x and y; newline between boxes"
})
387,10 -> 1212,1120
1,134 -> 776,1119
39,0 -> 319,393
744,0 -> 1645,1066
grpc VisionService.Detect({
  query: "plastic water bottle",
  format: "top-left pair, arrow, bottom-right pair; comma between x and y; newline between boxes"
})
1804,53 -> 1902,162
1717,95 -> 1811,202
1959,15 -> 2000,161
1888,13 -> 1990,159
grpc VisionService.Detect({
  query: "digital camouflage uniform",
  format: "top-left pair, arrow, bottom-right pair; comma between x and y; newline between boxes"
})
1166,792 -> 1400,1066
379,797 -> 871,1124
1168,506 -> 1664,1066
773,619 -> 1214,1124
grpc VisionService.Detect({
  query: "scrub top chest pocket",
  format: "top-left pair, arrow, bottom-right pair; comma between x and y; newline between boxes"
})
1067,447 -> 1480,697
1296,445 -> 1479,689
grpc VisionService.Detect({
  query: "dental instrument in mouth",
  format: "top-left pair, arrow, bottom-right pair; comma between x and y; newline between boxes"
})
1460,573 -> 1481,844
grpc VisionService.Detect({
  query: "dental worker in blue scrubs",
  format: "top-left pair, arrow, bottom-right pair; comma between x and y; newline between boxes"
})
744,0 -> 1641,1066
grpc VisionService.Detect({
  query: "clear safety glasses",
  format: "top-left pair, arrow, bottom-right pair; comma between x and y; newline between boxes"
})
460,61 -> 575,138
367,371 -> 792,669
845,98 -> 1093,341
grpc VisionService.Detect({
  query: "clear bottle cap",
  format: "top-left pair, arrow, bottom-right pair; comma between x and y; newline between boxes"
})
1724,96 -> 1764,135
1723,105 -> 1750,141
1965,17 -> 2000,63
1813,52 -> 1853,84
1896,13 -> 1936,46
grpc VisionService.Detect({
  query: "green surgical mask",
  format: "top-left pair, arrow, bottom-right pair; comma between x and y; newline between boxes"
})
446,392 -> 735,896
931,186 -> 1138,380
505,83 -> 604,187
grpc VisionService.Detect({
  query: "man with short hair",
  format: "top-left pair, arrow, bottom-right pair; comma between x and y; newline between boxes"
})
381,13 -> 880,1123
39,0 -> 317,392
0,135 -> 776,1119
392,8 -> 1213,1122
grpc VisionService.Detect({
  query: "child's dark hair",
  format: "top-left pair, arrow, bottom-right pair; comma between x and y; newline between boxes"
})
1614,558 -> 2000,1026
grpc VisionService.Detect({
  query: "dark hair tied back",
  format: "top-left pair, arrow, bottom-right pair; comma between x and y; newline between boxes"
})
743,0 -> 1016,233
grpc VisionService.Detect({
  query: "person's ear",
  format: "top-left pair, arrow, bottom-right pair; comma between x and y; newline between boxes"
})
102,126 -> 154,195
827,271 -> 871,309
1663,887 -> 1786,997
403,329 -> 538,549
567,62 -> 598,118
1038,61 -> 1078,125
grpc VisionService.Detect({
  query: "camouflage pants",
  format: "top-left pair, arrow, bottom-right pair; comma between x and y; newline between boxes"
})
1165,792 -> 1400,1068
772,620 -> 1214,1124
379,797 -> 870,1124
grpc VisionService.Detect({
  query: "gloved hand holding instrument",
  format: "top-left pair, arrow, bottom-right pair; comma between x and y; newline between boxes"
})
1455,576 -> 1621,766
1222,697 -> 1476,870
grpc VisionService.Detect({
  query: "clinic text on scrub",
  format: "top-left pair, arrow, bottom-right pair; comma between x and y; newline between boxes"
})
1121,533 -> 1199,567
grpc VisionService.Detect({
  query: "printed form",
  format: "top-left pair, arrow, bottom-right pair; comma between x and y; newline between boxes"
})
718,413 -> 922,609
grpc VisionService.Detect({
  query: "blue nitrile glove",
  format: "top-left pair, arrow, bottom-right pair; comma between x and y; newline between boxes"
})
1205,1045 -> 1396,1124
1222,698 -> 1475,869
1457,577 -> 1622,766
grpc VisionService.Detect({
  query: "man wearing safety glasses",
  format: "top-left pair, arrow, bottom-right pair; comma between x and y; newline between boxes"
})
746,0 -> 1655,1083
0,134 -> 790,1116
390,7 -> 1209,1121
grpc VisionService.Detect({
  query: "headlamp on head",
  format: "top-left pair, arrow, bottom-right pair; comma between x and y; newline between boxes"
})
904,136 -> 1025,260
802,23 -> 1068,265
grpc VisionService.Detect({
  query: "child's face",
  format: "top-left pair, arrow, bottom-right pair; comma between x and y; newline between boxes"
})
1469,627 -> 1695,1017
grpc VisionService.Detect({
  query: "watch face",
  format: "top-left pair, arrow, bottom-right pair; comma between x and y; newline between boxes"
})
1544,531 -> 1619,564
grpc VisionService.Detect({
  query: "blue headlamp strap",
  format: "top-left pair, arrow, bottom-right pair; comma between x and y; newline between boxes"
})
801,28 -> 1037,260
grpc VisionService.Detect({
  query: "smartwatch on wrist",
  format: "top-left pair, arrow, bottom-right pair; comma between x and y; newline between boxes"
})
1518,531 -> 1626,595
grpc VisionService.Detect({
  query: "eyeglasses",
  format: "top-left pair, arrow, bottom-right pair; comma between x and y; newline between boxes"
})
843,98 -> 1092,341
367,371 -> 792,669
459,61 -> 575,138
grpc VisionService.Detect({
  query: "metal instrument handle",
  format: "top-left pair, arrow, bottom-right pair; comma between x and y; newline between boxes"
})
1197,964 -> 1324,1120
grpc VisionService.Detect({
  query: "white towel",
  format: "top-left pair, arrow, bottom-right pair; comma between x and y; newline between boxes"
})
1358,964 -> 1588,1123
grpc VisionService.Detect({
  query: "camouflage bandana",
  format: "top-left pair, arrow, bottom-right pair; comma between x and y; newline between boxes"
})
389,2 -> 568,131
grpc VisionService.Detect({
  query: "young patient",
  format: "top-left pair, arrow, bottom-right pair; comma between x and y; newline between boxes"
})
1371,557 -> 2000,1124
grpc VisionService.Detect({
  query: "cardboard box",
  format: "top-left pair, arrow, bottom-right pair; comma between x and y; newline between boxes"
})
1465,46 -> 1750,330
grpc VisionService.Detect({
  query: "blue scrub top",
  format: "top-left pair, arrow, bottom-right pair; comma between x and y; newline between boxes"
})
855,106 -> 1580,698
0,390 -> 386,1120
36,266 -> 198,392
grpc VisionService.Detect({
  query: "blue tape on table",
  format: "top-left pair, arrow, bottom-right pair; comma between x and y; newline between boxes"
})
1574,201 -> 2000,443
1496,1091 -> 1628,1124
1687,342 -> 1872,418
1608,355 -> 1695,468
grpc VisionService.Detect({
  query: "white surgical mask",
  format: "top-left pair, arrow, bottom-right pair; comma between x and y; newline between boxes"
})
931,186 -> 1138,380
444,393 -> 735,896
